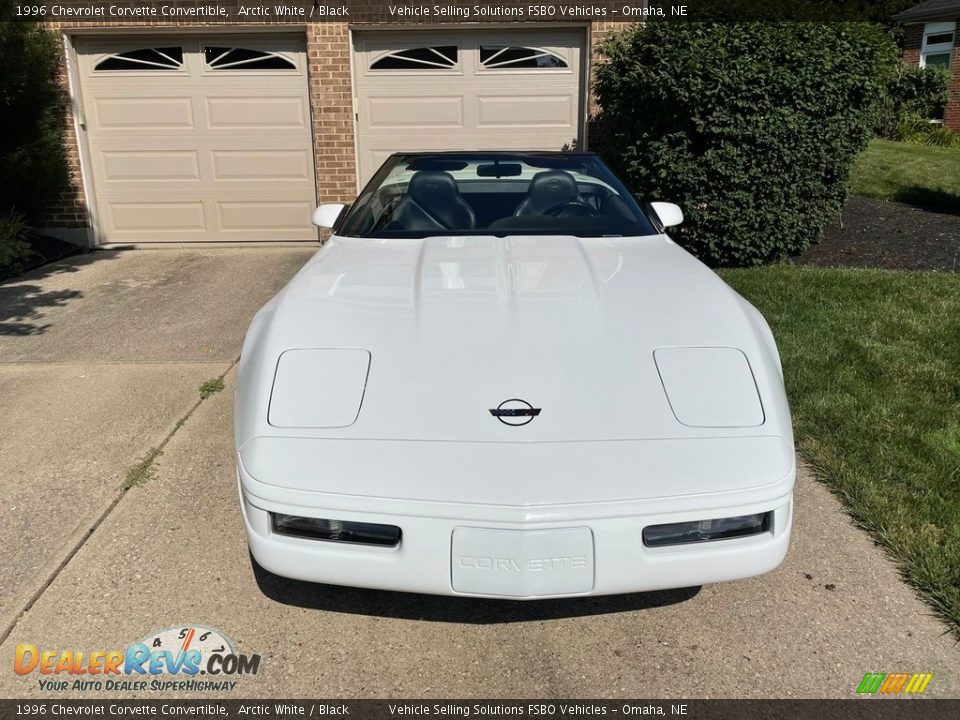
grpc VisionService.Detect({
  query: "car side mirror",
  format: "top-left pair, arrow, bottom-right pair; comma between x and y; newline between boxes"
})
649,202 -> 684,228
312,204 -> 346,230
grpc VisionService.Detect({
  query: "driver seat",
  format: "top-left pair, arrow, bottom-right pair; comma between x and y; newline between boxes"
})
513,170 -> 582,216
392,171 -> 476,231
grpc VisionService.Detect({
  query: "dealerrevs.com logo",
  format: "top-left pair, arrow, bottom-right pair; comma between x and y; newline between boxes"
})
13,625 -> 261,692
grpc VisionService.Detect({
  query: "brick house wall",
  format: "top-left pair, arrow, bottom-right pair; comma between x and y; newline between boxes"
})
902,23 -> 924,65
43,11 -> 634,243
950,64 -> 960,128
901,19 -> 960,132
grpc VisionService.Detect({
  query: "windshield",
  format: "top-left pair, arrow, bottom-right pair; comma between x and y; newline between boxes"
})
337,153 -> 658,238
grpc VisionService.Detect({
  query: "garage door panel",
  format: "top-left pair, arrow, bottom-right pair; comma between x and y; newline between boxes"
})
110,202 -> 206,232
77,34 -> 317,243
216,202 -> 314,231
354,29 -> 585,187
211,150 -> 311,181
366,96 -> 465,129
93,97 -> 195,130
100,151 -> 201,182
476,95 -> 575,128
205,96 -> 307,129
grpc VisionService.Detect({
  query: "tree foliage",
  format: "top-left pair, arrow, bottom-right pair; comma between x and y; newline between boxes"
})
0,13 -> 68,272
0,16 -> 68,224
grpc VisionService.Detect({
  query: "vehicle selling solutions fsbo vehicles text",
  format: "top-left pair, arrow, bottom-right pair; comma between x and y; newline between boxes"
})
386,704 -> 688,716
384,5 -> 687,19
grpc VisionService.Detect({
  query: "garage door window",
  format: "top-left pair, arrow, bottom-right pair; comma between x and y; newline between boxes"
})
204,46 -> 296,70
480,46 -> 567,69
94,47 -> 183,71
370,46 -> 458,70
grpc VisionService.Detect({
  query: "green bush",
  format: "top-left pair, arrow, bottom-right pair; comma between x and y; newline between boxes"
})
594,22 -> 897,266
0,13 -> 68,225
0,209 -> 30,276
877,64 -> 951,137
922,126 -> 960,149
893,110 -> 932,143
893,113 -> 928,144
892,110 -> 960,149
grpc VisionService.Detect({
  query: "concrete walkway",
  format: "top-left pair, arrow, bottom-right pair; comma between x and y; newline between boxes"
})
1,248 -> 958,698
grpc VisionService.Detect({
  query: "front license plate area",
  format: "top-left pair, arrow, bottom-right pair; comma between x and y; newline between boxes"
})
451,527 -> 594,597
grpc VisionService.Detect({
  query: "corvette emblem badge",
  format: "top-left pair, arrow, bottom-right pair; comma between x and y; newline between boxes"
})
489,399 -> 541,426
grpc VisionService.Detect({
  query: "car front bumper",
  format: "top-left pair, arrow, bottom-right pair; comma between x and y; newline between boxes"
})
237,456 -> 794,599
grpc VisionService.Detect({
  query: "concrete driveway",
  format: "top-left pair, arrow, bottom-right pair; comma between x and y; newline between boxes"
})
0,247 -> 314,639
1,248 -> 958,699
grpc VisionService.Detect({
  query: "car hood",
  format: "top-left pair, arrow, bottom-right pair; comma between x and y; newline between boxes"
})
236,234 -> 791,447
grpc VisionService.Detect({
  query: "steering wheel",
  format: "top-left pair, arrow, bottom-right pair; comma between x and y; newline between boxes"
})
543,201 -> 598,217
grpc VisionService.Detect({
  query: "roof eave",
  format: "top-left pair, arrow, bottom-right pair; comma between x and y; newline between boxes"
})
894,9 -> 960,22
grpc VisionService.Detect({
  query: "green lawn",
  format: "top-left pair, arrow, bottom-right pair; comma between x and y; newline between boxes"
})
721,266 -> 960,636
851,138 -> 960,213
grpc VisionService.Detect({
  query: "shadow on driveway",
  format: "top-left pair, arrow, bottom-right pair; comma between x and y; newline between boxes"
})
251,556 -> 701,623
0,250 -> 120,336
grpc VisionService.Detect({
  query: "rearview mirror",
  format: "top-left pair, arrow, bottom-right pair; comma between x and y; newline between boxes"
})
649,202 -> 684,228
477,162 -> 522,178
312,204 -> 346,230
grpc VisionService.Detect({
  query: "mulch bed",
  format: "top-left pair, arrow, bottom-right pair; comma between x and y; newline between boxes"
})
795,197 -> 960,273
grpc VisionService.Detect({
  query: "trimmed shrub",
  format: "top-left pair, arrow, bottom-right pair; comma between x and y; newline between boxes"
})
0,16 -> 68,225
594,22 -> 897,266
0,209 -> 30,277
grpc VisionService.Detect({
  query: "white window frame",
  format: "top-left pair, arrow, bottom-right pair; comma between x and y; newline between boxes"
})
202,45 -> 297,72
369,46 -> 460,72
478,45 -> 569,72
920,21 -> 955,68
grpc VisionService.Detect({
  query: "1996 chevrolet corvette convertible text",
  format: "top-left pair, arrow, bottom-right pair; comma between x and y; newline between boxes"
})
235,152 -> 795,599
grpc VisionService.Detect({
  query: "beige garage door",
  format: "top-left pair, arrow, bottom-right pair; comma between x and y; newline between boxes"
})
353,29 -> 585,186
76,35 -> 317,243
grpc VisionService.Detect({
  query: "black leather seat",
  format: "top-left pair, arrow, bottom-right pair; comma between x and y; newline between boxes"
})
513,170 -> 582,216
392,171 -> 476,231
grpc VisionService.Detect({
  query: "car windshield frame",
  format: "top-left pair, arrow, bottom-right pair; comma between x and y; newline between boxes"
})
336,152 -> 660,239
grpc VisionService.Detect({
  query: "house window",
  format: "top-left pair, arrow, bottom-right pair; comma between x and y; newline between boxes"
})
94,47 -> 183,71
204,47 -> 296,70
921,21 -> 955,68
480,46 -> 568,69
370,47 -> 458,70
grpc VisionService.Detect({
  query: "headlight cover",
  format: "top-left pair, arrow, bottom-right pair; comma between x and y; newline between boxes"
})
643,512 -> 772,547
268,348 -> 370,428
654,347 -> 764,427
271,514 -> 401,546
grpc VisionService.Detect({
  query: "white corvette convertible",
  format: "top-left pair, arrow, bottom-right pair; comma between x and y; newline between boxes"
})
235,152 -> 795,599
